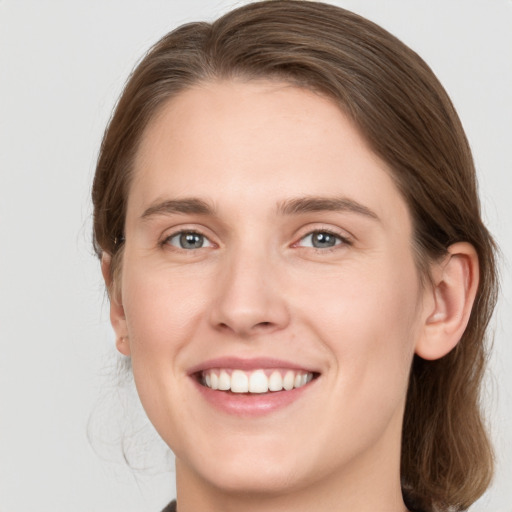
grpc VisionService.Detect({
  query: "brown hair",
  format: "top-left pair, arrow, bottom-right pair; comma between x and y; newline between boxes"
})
92,1 -> 498,510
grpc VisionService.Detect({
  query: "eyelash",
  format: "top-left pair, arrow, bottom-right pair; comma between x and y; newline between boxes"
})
160,229 -> 214,250
295,229 -> 352,251
159,228 -> 352,252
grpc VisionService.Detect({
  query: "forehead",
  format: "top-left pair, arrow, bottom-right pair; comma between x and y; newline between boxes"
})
128,79 -> 410,229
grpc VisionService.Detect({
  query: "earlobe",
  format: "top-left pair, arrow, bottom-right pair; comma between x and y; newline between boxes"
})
415,242 -> 479,360
101,253 -> 131,356
116,335 -> 131,357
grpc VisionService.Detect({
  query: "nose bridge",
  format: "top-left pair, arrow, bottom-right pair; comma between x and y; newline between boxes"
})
210,241 -> 289,337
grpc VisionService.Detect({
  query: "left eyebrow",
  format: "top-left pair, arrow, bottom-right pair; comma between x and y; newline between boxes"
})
277,196 -> 380,221
140,198 -> 215,220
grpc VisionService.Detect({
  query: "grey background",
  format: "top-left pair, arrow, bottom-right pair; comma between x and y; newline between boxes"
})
0,1 -> 510,511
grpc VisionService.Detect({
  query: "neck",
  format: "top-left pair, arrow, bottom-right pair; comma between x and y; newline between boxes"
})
174,418 -> 409,512
176,468 -> 408,512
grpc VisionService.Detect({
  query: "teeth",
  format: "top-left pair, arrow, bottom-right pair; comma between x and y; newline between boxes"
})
283,370 -> 294,391
231,370 -> 249,393
218,370 -> 230,391
249,369 -> 268,393
210,372 -> 218,390
201,368 -> 315,393
268,371 -> 283,391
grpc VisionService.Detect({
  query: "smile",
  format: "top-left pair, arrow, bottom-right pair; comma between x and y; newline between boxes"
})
190,358 -> 320,416
201,368 -> 315,393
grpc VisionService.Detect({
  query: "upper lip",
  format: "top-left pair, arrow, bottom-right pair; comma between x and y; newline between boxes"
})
187,357 -> 320,375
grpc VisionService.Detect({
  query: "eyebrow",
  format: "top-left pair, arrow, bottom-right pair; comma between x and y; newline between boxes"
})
141,198 -> 215,219
140,196 -> 379,221
277,196 -> 380,221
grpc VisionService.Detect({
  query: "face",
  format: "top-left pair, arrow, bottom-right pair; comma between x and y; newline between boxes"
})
112,80 -> 431,499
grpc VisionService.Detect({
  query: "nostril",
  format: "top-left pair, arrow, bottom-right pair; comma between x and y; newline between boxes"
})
253,321 -> 276,331
216,320 -> 275,335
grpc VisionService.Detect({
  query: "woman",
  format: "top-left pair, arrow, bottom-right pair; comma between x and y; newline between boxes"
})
92,1 -> 498,511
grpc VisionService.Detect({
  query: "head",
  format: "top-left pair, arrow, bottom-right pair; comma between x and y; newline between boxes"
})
92,2 -> 497,511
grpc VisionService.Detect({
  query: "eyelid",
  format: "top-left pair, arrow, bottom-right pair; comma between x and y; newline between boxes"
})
292,225 -> 354,248
298,232 -> 342,248
159,226 -> 217,250
157,223 -> 353,251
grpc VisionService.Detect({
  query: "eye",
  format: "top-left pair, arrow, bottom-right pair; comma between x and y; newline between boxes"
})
297,230 -> 347,249
164,231 -> 214,250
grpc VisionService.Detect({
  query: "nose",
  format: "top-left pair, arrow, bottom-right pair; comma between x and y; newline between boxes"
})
209,247 -> 290,338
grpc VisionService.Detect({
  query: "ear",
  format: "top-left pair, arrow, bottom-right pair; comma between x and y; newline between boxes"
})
101,253 -> 131,357
415,242 -> 479,360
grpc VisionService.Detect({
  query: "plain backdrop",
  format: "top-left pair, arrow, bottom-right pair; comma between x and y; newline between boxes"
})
0,1 -> 511,511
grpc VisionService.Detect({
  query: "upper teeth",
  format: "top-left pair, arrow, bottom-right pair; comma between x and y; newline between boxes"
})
202,369 -> 314,393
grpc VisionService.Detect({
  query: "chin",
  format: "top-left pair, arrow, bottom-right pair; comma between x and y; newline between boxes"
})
196,458 -> 307,496
175,431 -> 315,497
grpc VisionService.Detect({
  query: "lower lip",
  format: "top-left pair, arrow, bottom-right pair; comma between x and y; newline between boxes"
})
192,378 -> 317,417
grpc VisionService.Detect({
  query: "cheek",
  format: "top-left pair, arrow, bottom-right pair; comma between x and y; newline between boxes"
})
121,263 -> 211,364
118,265 -> 211,436
297,253 -> 422,384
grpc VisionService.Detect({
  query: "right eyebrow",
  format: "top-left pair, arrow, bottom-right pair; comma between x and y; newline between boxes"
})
277,196 -> 380,221
140,198 -> 215,220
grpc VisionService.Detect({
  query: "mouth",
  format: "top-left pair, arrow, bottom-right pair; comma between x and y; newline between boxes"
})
198,368 -> 318,394
190,357 -> 320,416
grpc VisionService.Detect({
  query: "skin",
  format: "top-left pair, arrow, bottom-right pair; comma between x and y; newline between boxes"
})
104,80 -> 479,512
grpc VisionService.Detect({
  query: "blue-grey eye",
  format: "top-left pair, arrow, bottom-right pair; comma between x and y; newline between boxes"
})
299,231 -> 343,249
166,231 -> 213,249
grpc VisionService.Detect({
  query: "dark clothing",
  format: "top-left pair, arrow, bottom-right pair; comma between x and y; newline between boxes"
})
161,500 -> 177,512
161,499 -> 426,511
